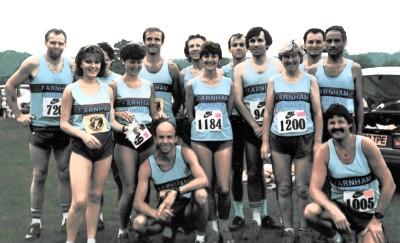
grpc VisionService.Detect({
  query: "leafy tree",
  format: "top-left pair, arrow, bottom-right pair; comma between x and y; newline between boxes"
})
2,46 -> 400,85
219,57 -> 231,68
172,58 -> 190,70
349,54 -> 375,68
112,39 -> 131,75
0,50 -> 31,77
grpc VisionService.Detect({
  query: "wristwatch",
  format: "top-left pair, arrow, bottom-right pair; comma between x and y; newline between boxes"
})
374,212 -> 384,219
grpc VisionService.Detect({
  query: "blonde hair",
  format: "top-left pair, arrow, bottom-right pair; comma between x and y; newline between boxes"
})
278,39 -> 305,61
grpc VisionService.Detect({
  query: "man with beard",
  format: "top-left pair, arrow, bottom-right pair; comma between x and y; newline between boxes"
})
307,25 -> 363,142
300,28 -> 326,72
304,104 -> 395,243
139,27 -> 181,125
5,28 -> 74,240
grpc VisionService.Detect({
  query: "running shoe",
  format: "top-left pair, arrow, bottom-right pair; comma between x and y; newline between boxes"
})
282,229 -> 296,243
261,215 -> 282,229
25,223 -> 41,241
117,231 -> 129,243
228,216 -> 245,231
61,219 -> 67,234
97,218 -> 105,231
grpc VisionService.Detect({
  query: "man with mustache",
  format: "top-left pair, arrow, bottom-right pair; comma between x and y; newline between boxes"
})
307,25 -> 363,143
304,104 -> 395,243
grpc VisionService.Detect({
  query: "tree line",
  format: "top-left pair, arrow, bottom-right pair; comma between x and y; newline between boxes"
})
1,40 -> 400,85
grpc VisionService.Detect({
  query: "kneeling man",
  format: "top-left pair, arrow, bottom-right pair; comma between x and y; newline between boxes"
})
133,120 -> 209,243
304,104 -> 396,243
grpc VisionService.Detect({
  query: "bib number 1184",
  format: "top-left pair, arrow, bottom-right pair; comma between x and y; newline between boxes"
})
196,110 -> 222,132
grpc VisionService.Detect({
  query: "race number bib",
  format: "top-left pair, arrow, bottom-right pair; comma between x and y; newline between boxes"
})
277,110 -> 307,134
82,114 -> 108,134
249,101 -> 265,122
195,110 -> 222,132
42,97 -> 61,117
344,189 -> 375,212
155,98 -> 164,116
125,116 -> 152,148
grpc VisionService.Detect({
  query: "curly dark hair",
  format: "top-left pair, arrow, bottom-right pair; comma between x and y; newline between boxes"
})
184,34 -> 206,62
245,27 -> 272,49
120,42 -> 146,61
325,103 -> 353,125
200,41 -> 222,60
97,42 -> 115,60
74,45 -> 106,78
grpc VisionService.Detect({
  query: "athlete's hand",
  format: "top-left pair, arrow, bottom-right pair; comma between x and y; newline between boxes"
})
115,110 -> 134,123
16,113 -> 35,127
328,208 -> 351,234
158,190 -> 177,212
260,143 -> 270,160
82,133 -> 102,149
159,189 -> 169,199
362,218 -> 385,243
155,112 -> 169,122
127,122 -> 140,135
156,208 -> 174,222
157,192 -> 177,221
253,126 -> 263,139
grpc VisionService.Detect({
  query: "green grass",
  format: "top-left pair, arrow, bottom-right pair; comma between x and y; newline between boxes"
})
0,118 -> 399,243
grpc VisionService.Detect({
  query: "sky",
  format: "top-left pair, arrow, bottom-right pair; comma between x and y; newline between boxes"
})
1,0 -> 399,60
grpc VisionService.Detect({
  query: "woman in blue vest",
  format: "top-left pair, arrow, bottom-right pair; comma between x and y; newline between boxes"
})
60,45 -> 125,243
109,42 -> 167,242
186,41 -> 234,243
260,40 -> 323,243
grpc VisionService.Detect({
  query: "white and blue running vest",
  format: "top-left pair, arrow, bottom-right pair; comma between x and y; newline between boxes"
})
114,77 -> 152,125
271,72 -> 314,136
69,82 -> 111,132
242,58 -> 278,125
29,56 -> 73,127
328,136 -> 380,214
190,76 -> 233,141
315,59 -> 355,113
139,59 -> 175,124
149,146 -> 192,199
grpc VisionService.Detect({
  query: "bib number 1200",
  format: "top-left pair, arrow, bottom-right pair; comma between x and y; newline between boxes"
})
277,110 -> 307,134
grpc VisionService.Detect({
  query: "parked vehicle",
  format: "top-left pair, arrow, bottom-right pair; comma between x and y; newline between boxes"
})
0,84 -> 31,116
362,67 -> 400,170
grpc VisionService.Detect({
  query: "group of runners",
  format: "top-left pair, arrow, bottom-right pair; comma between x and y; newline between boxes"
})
4,25 -> 396,243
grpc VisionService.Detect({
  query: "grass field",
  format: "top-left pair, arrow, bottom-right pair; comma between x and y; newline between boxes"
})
0,118 -> 399,243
